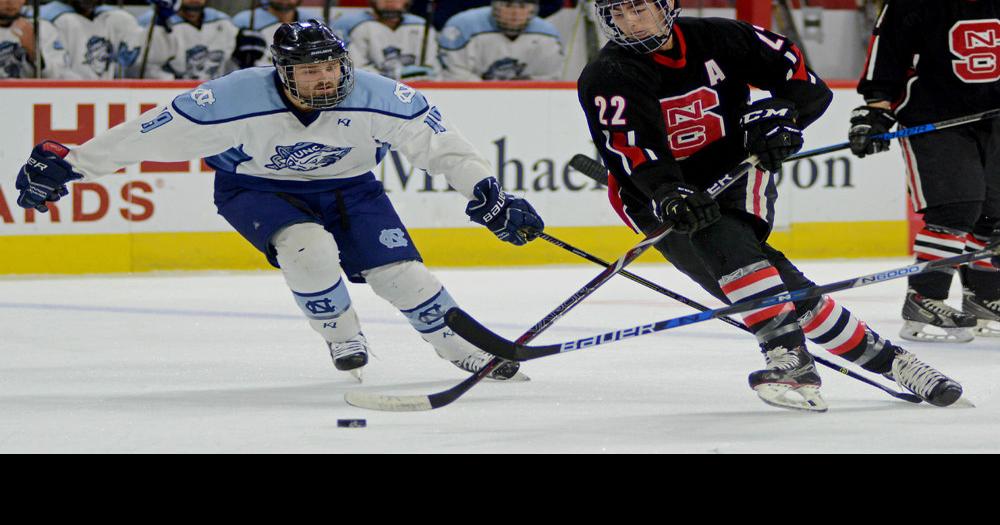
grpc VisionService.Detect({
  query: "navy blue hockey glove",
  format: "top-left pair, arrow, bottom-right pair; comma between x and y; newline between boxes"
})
147,0 -> 176,32
656,183 -> 721,234
849,105 -> 897,158
16,141 -> 82,213
466,178 -> 545,246
234,29 -> 266,69
741,98 -> 804,173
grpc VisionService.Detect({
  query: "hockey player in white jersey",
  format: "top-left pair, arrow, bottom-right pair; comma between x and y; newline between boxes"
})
139,0 -> 239,80
332,0 -> 436,81
232,0 -> 309,68
438,0 -> 564,81
39,0 -> 144,79
13,20 -> 544,382
0,0 -> 68,78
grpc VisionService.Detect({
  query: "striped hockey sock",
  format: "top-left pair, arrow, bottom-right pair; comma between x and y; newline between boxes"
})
720,261 -> 805,350
799,296 -> 895,373
911,225 -> 966,299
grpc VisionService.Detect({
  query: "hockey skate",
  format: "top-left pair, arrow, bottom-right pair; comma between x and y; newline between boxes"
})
884,346 -> 963,407
963,289 -> 1000,338
328,334 -> 370,383
900,290 -> 977,343
451,350 -> 530,382
748,346 -> 828,413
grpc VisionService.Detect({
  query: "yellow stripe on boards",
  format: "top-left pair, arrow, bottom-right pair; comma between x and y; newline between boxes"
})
0,221 -> 911,275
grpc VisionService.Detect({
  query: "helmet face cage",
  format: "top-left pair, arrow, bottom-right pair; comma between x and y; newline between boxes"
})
277,55 -> 356,110
596,0 -> 681,54
492,0 -> 539,37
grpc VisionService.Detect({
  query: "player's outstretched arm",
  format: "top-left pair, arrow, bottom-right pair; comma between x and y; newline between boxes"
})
14,88 -> 235,211
378,91 -> 544,245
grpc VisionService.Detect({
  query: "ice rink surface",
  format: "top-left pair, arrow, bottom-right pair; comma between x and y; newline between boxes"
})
1,259 -> 997,453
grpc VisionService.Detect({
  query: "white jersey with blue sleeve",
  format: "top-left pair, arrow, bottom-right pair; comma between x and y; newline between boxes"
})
137,9 -> 239,80
437,7 -> 563,81
0,8 -> 67,79
63,67 -> 491,199
232,8 -> 313,68
331,11 -> 436,80
40,2 -> 144,80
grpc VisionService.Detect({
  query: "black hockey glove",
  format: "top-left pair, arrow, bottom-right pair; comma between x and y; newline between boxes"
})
233,29 -> 266,69
741,99 -> 805,173
16,141 -> 82,213
992,228 -> 1000,269
467,178 -> 545,246
849,105 -> 897,158
656,183 -> 721,234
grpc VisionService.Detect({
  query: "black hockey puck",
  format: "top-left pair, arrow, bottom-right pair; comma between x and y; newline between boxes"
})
337,419 -> 367,428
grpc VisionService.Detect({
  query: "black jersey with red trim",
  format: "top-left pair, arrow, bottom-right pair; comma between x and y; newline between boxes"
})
578,17 -> 832,231
859,0 -> 1000,126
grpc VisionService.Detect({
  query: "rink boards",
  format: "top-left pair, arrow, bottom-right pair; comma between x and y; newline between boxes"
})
0,81 -> 911,275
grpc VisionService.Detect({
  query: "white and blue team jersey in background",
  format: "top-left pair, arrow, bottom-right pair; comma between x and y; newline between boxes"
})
0,7 -> 67,78
232,7 -> 315,68
437,6 -> 563,81
137,8 -> 239,80
331,10 -> 437,80
40,1 -> 144,79
64,67 -> 491,199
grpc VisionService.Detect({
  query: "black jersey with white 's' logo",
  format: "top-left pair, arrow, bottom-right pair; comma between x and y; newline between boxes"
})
859,0 -> 1000,127
578,17 -> 832,228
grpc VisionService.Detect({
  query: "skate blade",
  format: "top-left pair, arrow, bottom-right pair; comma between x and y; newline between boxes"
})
900,322 -> 975,344
754,384 -> 828,413
487,371 -> 531,383
349,367 -> 364,384
973,319 -> 1000,338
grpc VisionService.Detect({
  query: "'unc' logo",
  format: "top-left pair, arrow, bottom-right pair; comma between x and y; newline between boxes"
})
379,228 -> 409,249
0,41 -> 26,79
265,142 -> 353,172
306,299 -> 339,316
417,304 -> 446,326
190,87 -> 216,107
83,36 -> 113,75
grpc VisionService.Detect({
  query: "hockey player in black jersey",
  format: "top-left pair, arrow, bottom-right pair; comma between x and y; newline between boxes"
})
578,0 -> 963,411
851,0 -> 1000,342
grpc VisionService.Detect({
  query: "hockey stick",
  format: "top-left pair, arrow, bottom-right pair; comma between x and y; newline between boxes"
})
138,8 -> 158,79
446,241 -> 1000,362
564,155 -> 920,402
32,0 -> 41,78
419,0 -> 436,67
323,0 -> 333,25
787,107 -> 1000,162
344,158 -> 758,412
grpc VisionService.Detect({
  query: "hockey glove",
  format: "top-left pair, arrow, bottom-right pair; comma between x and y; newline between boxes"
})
147,0 -> 177,32
656,183 -> 721,234
466,178 -> 545,246
741,98 -> 804,173
233,29 -> 266,69
992,228 -> 1000,269
16,141 -> 82,213
849,106 -> 897,158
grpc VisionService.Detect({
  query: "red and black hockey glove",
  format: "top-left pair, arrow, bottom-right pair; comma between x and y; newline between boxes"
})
849,105 -> 897,158
740,98 -> 804,173
656,183 -> 721,234
15,141 -> 82,213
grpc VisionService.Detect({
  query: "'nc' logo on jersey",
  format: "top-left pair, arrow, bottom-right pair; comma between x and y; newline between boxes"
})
265,142 -> 353,172
0,41 -> 26,79
379,228 -> 409,249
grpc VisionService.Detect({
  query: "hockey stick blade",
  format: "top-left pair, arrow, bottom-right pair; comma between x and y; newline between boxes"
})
345,391 -> 433,412
569,154 -> 609,186
445,308 -> 558,362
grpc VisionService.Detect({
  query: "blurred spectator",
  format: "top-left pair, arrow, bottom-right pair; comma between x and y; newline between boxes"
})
410,0 -> 564,31
438,0 -> 563,81
332,0 -> 436,81
40,0 -> 144,79
232,0 -> 308,67
137,0 -> 239,80
0,0 -> 67,78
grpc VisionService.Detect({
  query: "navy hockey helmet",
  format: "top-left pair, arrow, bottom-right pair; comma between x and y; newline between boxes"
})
492,0 -> 539,37
271,19 -> 355,109
596,0 -> 682,54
